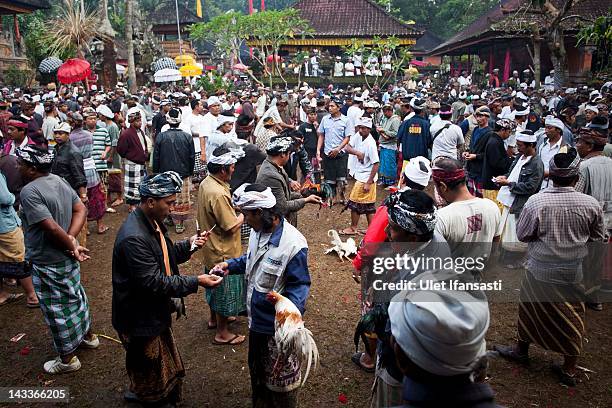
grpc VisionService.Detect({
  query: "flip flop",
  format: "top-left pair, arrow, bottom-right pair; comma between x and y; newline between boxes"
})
97,226 -> 110,235
111,199 -> 124,208
212,334 -> 246,346
339,228 -> 358,235
27,301 -> 40,309
105,208 -> 117,214
351,352 -> 375,373
493,344 -> 530,365
0,293 -> 24,306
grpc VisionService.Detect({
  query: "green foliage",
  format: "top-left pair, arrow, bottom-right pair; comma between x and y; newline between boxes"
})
196,72 -> 234,94
20,12 -> 74,70
189,11 -> 248,60
3,64 -> 30,87
577,15 -> 612,46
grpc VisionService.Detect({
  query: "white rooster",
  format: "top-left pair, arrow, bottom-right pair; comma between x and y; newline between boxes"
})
325,229 -> 358,262
266,291 -> 319,386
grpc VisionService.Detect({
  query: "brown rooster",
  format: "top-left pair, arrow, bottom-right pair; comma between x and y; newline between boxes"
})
266,291 -> 319,385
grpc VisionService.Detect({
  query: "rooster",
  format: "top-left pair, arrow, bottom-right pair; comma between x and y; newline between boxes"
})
325,229 -> 358,262
266,291 -> 319,386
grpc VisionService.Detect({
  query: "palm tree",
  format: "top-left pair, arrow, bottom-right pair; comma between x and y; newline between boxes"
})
125,0 -> 137,92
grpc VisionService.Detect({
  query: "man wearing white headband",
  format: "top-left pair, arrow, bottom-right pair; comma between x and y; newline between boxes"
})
342,117 -> 379,235
538,115 -> 569,189
197,145 -> 247,346
213,182 -> 312,406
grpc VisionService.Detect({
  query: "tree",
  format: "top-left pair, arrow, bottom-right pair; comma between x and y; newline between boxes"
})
577,14 -> 611,75
125,0 -> 137,92
99,0 -> 118,89
244,9 -> 312,88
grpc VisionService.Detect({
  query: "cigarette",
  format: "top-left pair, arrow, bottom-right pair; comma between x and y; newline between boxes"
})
207,224 -> 217,234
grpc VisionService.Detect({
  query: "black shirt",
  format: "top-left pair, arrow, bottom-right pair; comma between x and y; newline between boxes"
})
51,141 -> 86,190
298,122 -> 318,156
230,144 -> 266,193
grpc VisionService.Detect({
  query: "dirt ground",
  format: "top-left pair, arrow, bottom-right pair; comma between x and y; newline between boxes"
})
1,184 -> 611,408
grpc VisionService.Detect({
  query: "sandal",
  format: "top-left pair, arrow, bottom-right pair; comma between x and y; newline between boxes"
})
339,228 -> 358,235
105,207 -> 117,214
551,363 -> 578,387
26,301 -> 40,308
111,199 -> 124,207
212,334 -> 246,346
493,344 -> 530,365
0,293 -> 24,306
351,352 -> 375,373
4,278 -> 17,287
97,226 -> 110,235
586,302 -> 603,311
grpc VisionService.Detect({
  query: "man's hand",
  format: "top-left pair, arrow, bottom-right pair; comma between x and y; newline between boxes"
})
289,180 -> 301,191
462,152 -> 476,161
493,176 -> 509,186
200,154 -> 206,164
328,147 -> 340,158
189,231 -> 210,250
80,195 -> 89,204
356,152 -> 365,162
362,182 -> 372,192
197,274 -> 223,288
72,245 -> 90,262
316,154 -> 322,163
211,262 -> 230,276
305,194 -> 323,204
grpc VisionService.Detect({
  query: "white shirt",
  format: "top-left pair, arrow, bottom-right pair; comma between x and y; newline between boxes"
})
207,129 -> 237,159
435,198 -> 501,261
346,105 -> 364,132
430,120 -> 464,161
497,155 -> 531,206
349,133 -> 379,183
42,116 -> 59,141
333,61 -> 344,76
538,137 -> 563,189
353,55 -> 362,67
255,95 -> 267,116
344,62 -> 355,76
458,76 -> 470,87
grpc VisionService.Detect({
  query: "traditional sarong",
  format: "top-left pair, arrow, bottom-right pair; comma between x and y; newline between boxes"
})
499,206 -> 528,253
466,177 -> 483,198
348,181 -> 377,215
241,222 -> 252,243
483,189 -> 503,212
119,328 -> 184,404
370,372 -> 403,408
193,152 -> 208,183
249,331 -> 300,408
107,169 -> 122,193
378,148 -> 397,186
124,162 -> 146,205
205,273 -> 246,317
0,228 -> 28,279
86,183 -> 107,221
31,259 -> 91,355
170,178 -> 192,224
517,270 -> 585,356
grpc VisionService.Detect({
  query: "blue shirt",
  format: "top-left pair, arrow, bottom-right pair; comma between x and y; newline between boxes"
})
470,126 -> 491,151
398,114 -> 432,160
0,173 -> 20,234
317,113 -> 351,155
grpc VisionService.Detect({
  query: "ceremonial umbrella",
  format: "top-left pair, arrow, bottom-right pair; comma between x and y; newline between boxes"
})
153,57 -> 178,72
179,64 -> 202,77
409,59 -> 427,67
232,63 -> 249,71
57,58 -> 91,84
154,68 -> 182,83
39,57 -> 63,74
174,54 -> 196,66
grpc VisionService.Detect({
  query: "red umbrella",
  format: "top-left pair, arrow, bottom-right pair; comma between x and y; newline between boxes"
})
57,58 -> 91,84
409,59 -> 427,67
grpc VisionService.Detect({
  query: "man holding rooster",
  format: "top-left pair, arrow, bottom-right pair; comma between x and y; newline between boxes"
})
211,183 -> 312,408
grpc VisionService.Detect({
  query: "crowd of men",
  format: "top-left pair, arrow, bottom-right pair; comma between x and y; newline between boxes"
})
0,70 -> 610,407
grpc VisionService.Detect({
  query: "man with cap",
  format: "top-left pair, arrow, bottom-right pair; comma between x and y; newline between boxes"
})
298,107 -> 319,161
208,115 -> 238,159
377,103 -> 401,187
198,96 -> 223,166
257,135 -> 322,226
41,101 -> 60,147
344,57 -> 355,77
112,171 -> 222,405
388,283 -> 495,407
347,95 -> 365,132
451,91 -> 467,123
537,115 -> 569,189
433,157 -> 501,271
544,69 -> 555,91
495,148 -> 605,387
397,98 -> 432,176
333,56 -> 344,77
153,108 -> 195,234
0,98 -> 12,139
494,129 -> 544,268
97,104 -> 123,208
431,103 -> 464,162
490,68 -> 501,88
51,121 -> 87,206
255,88 -> 268,117
462,107 -> 494,197
341,117 -> 380,235
480,119 -> 515,209
197,146 -> 247,345
117,108 -> 148,212
152,99 -> 171,141
575,125 -> 612,311
17,145 -> 99,374
211,182 -> 311,407
3,117 -> 35,156
316,99 -> 352,205
21,102 -> 44,145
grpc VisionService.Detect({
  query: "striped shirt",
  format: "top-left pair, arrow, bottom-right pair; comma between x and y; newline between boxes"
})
92,126 -> 111,172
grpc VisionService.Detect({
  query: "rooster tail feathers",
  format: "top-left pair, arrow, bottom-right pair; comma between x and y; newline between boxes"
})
294,327 -> 319,386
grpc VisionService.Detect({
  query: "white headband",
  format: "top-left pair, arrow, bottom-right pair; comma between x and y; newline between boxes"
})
232,183 -> 276,210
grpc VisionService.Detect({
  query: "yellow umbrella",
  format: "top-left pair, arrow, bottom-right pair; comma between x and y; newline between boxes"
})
175,54 -> 196,65
180,64 -> 202,77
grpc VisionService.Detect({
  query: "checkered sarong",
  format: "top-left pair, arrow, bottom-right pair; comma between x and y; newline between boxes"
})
124,162 -> 146,205
240,222 -> 251,243
31,259 -> 91,355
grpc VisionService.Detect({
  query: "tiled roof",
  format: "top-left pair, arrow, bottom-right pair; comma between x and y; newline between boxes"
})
0,0 -> 50,14
292,0 -> 422,37
431,0 -> 608,55
413,30 -> 443,53
149,0 -> 203,27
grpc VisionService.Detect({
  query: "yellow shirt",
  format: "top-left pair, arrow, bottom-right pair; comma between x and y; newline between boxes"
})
197,175 -> 242,269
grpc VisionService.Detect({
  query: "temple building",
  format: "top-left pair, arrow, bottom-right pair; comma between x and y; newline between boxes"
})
430,0 -> 607,84
149,0 -> 203,58
0,0 -> 49,75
